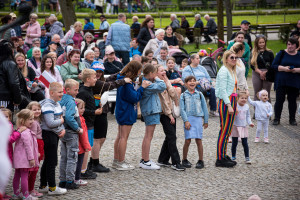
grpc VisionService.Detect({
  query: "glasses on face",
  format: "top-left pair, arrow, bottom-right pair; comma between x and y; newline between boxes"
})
229,56 -> 237,60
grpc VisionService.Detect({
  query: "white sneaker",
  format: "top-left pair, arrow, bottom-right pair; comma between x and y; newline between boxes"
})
75,179 -> 88,186
24,195 -> 39,200
112,159 -> 119,169
139,160 -> 160,170
245,157 -> 252,164
48,187 -> 67,195
38,186 -> 49,193
116,161 -> 135,171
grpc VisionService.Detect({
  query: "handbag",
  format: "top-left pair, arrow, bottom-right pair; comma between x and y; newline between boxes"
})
265,50 -> 284,82
172,92 -> 180,118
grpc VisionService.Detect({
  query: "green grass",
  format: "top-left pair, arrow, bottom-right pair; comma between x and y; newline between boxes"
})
36,14 -> 299,30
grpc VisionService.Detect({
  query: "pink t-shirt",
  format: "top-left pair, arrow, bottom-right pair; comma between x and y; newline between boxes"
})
73,32 -> 83,49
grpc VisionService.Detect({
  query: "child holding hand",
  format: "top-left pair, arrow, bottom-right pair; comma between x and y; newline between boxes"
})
12,109 -> 39,200
248,89 -> 273,143
180,76 -> 209,169
231,91 -> 254,164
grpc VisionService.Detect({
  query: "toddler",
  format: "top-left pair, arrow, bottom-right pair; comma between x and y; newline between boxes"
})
231,92 -> 254,164
248,89 -> 273,143
12,109 -> 39,200
26,102 -> 43,198
180,76 -> 209,169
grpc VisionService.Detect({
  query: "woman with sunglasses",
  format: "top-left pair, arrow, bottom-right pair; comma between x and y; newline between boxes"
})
272,37 -> 300,126
250,35 -> 274,106
215,50 -> 239,168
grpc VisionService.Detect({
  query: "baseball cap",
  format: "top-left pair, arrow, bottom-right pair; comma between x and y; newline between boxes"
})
48,41 -> 57,46
91,61 -> 105,71
103,32 -> 108,37
41,26 -> 46,30
66,39 -> 74,45
241,20 -> 250,25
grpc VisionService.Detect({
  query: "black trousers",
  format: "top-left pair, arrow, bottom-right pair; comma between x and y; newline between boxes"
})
96,6 -> 103,14
40,130 -> 59,187
75,153 -> 85,180
158,114 -> 181,165
274,86 -> 299,121
204,30 -> 216,42
115,51 -> 130,66
231,137 -> 249,158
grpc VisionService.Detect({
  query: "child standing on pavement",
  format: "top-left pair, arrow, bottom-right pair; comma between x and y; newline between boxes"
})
180,76 -> 209,169
231,91 -> 254,164
139,64 -> 167,170
59,79 -> 83,190
26,102 -> 43,198
248,89 -> 273,143
74,98 -> 91,186
39,82 -> 67,196
77,69 -> 101,179
12,109 -> 39,200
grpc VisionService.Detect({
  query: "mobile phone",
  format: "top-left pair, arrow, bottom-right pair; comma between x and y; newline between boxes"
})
289,66 -> 295,69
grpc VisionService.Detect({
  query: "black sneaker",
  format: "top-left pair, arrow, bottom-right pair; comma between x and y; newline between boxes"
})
182,159 -> 192,168
289,120 -> 297,126
215,158 -> 235,168
157,161 -> 172,167
225,155 -> 237,166
171,163 -> 186,171
195,160 -> 204,169
65,181 -> 79,190
80,170 -> 97,179
58,181 -> 66,188
92,163 -> 110,173
272,119 -> 280,125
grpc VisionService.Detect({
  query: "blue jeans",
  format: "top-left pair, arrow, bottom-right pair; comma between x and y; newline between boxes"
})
128,3 -> 132,13
204,87 -> 217,111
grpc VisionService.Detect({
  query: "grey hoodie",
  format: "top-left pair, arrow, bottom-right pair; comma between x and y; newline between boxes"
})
40,98 -> 64,135
46,21 -> 64,39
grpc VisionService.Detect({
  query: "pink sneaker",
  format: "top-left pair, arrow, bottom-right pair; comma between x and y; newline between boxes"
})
30,190 -> 43,198
254,137 -> 260,143
264,137 -> 269,144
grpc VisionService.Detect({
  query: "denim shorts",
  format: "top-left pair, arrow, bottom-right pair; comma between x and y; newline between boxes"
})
143,113 -> 160,126
88,129 -> 94,147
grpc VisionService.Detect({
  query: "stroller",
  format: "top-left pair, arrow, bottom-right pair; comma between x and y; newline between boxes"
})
200,56 -> 218,79
171,47 -> 189,65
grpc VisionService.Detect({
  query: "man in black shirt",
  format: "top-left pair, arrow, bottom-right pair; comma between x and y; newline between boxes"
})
231,20 -> 252,50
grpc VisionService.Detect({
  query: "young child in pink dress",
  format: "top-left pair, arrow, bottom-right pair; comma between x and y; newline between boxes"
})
12,109 -> 39,200
231,91 -> 254,164
27,102 -> 44,198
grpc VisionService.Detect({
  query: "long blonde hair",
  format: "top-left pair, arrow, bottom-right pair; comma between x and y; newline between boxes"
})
16,109 -> 34,128
222,50 -> 237,79
15,53 -> 27,77
251,35 -> 271,69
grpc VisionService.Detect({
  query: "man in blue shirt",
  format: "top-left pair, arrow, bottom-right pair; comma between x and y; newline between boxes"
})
83,18 -> 95,30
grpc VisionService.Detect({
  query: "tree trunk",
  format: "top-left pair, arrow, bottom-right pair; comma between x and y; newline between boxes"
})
59,0 -> 77,32
225,0 -> 232,43
217,0 -> 224,47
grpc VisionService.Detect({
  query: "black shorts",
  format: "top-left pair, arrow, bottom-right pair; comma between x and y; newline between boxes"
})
94,113 -> 108,139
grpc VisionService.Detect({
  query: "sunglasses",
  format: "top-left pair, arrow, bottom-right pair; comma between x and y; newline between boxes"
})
229,56 -> 237,60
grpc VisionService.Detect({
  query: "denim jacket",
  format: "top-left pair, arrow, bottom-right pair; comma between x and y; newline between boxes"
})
180,90 -> 209,123
140,77 -> 166,116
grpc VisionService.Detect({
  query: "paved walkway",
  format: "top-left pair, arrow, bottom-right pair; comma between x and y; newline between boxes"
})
5,80 -> 300,199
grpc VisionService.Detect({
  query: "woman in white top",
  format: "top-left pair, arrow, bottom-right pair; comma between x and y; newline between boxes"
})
230,42 -> 249,93
142,29 -> 169,58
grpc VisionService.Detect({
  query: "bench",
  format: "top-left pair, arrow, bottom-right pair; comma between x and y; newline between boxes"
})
180,1 -> 205,9
83,29 -> 108,40
235,0 -> 256,9
156,1 -> 177,10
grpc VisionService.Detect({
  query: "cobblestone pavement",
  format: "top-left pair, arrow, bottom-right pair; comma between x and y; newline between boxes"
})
5,80 -> 300,200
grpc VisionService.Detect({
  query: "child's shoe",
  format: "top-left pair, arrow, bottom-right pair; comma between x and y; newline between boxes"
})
58,181 -> 66,188
195,160 -> 205,169
38,186 -> 49,193
228,137 -> 232,143
245,157 -> 252,164
264,137 -> 269,144
65,181 -> 79,190
81,170 -> 97,179
182,159 -> 192,168
254,137 -> 260,143
75,179 -> 88,186
48,187 -> 67,195
10,194 -> 22,200
231,156 -> 236,161
112,159 -> 119,169
30,190 -> 43,198
24,194 -> 39,200
171,163 -> 186,171
117,161 -> 135,171
139,160 -> 160,170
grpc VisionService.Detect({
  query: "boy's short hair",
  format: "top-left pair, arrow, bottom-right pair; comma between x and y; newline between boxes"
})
182,58 -> 188,64
184,75 -> 196,83
75,98 -> 85,107
64,79 -> 79,89
49,82 -> 63,92
82,68 -> 96,82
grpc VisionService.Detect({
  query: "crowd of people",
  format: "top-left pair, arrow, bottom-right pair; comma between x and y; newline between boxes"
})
0,9 -> 299,200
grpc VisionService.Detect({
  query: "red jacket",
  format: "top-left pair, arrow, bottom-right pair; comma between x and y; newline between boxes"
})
78,116 -> 91,154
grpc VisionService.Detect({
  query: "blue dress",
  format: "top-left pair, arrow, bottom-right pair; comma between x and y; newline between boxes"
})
184,116 -> 203,139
